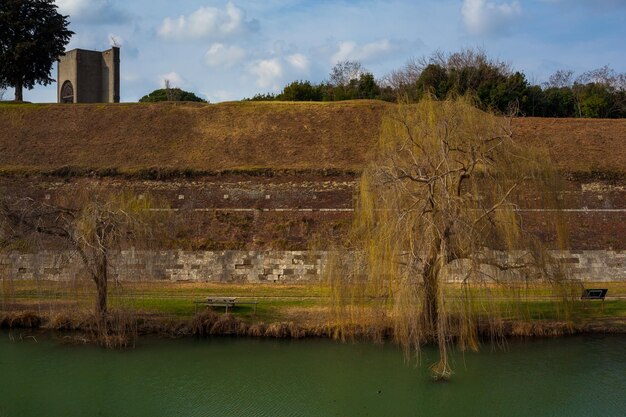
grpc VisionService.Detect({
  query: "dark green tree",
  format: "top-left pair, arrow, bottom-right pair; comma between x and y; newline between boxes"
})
486,72 -> 529,113
247,92 -> 277,101
0,0 -> 73,101
519,85 -> 545,117
330,72 -> 381,101
277,80 -> 322,101
542,87 -> 576,117
139,88 -> 207,103
414,64 -> 450,99
574,83 -> 612,118
355,73 -> 380,99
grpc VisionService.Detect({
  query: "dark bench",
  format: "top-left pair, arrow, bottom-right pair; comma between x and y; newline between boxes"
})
581,289 -> 608,300
581,289 -> 608,311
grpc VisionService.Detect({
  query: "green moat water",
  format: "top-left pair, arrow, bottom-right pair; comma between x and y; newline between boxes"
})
0,332 -> 624,417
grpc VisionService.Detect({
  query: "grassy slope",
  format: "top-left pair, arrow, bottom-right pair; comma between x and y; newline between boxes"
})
512,117 -> 626,175
0,100 -> 387,173
1,100 -> 625,175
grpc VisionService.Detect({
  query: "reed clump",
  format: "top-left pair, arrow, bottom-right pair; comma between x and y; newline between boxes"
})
247,323 -> 266,337
507,320 -> 573,338
190,310 -> 220,336
209,313 -> 247,336
0,311 -> 42,329
82,310 -> 140,348
48,312 -> 91,331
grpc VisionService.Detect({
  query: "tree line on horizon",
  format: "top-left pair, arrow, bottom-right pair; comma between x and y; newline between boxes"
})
1,1 -> 624,118
247,49 -> 626,119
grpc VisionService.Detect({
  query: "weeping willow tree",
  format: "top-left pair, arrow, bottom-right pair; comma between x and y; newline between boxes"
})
330,96 -> 572,379
1,188 -> 158,338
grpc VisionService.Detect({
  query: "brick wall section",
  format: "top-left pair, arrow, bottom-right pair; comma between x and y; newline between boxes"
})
1,250 -> 624,283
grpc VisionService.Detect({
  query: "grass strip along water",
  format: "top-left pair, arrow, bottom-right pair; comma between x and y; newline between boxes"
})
1,281 -> 624,342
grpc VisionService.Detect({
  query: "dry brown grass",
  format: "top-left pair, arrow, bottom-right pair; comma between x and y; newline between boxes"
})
0,101 -> 387,173
0,311 -> 42,328
1,101 -> 624,176
210,313 -> 248,335
511,117 -> 626,175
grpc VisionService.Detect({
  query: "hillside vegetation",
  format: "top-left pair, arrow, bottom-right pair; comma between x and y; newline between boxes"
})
0,100 -> 624,176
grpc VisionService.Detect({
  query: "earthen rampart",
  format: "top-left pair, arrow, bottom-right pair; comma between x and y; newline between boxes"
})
1,102 -> 625,281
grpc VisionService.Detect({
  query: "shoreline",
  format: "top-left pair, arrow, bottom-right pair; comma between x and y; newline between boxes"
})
2,310 -> 625,345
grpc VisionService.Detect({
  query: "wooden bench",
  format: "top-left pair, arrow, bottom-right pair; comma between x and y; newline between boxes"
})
194,297 -> 259,314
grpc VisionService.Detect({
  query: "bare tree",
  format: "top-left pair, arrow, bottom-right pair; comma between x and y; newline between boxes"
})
163,79 -> 181,102
1,189 -> 157,336
425,48 -> 512,88
0,87 -> 5,101
330,61 -> 365,87
330,97 -> 571,379
164,79 -> 173,101
109,35 -> 121,48
576,65 -> 618,88
381,58 -> 422,101
545,69 -> 575,89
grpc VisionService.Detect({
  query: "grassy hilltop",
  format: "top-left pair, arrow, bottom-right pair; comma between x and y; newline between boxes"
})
0,100 -> 625,176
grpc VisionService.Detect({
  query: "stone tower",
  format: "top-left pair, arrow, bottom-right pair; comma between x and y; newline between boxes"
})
57,47 -> 120,103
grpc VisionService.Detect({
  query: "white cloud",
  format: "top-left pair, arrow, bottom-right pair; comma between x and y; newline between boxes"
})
205,43 -> 246,68
56,0 -> 89,15
157,2 -> 259,41
462,0 -> 522,36
56,0 -> 127,23
159,72 -> 185,88
286,54 -> 310,71
249,59 -> 284,90
206,90 -> 236,103
331,39 -> 396,64
248,52 -> 312,91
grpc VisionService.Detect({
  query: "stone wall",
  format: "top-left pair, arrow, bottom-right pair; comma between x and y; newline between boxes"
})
0,250 -> 624,283
444,250 -> 626,283
0,250 -> 327,283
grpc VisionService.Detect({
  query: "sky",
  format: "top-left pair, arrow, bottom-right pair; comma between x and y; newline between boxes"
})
7,0 -> 626,103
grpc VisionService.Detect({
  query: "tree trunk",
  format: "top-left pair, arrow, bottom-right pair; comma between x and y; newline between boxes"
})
423,259 -> 439,338
424,243 -> 453,380
94,250 -> 108,322
14,80 -> 23,102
